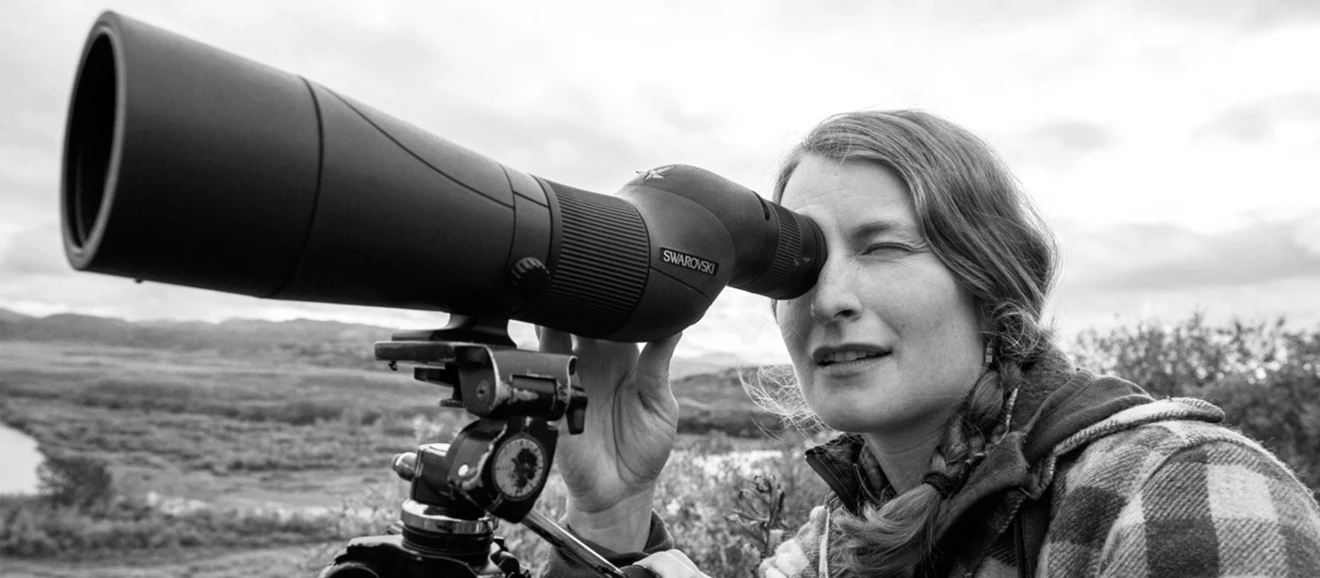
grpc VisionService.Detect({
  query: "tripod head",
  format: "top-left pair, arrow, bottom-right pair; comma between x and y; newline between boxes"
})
318,315 -> 631,578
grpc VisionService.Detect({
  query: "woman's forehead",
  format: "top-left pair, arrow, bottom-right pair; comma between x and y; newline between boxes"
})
779,155 -> 916,228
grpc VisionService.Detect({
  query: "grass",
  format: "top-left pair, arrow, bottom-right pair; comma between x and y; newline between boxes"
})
0,494 -> 343,560
0,343 -> 464,476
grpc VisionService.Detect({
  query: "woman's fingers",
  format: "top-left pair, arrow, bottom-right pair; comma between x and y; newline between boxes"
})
631,333 -> 683,411
575,336 -> 640,366
572,338 -> 641,398
536,329 -> 680,384
631,550 -> 709,578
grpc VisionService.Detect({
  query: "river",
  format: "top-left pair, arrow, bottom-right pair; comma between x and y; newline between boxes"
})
0,421 -> 43,495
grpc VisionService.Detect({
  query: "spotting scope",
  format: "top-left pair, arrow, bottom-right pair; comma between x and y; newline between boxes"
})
61,11 -> 824,342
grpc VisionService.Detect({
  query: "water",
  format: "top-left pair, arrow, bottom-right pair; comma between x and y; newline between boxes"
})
0,422 -> 44,495
690,449 -> 785,477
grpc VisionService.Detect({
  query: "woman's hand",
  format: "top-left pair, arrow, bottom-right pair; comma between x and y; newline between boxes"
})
537,327 -> 683,551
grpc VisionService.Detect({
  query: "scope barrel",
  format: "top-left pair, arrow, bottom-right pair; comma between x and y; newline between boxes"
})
62,12 -> 822,342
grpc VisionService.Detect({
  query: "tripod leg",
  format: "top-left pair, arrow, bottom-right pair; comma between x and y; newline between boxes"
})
520,509 -> 627,578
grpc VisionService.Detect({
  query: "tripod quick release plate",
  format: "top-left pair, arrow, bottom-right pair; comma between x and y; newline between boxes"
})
376,340 -> 588,434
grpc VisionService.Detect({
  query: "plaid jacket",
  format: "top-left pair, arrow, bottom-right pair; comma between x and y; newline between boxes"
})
760,397 -> 1320,577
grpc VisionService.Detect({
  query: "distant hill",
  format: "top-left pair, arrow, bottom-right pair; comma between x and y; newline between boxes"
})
670,351 -> 750,379
0,310 -> 393,368
0,309 -> 747,376
670,365 -> 794,436
0,308 -> 33,323
0,307 -> 783,431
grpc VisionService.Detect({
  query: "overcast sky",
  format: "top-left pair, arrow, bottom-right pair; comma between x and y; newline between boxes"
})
2,0 -> 1318,365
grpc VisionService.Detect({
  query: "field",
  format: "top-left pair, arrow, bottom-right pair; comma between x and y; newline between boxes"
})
2,313 -> 1318,577
0,340 -> 826,577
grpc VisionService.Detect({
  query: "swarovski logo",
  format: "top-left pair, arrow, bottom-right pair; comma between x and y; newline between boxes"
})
660,247 -> 718,276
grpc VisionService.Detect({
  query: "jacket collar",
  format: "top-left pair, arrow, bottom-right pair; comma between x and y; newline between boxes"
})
804,432 -> 884,516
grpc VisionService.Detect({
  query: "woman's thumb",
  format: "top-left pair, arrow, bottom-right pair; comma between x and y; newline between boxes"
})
637,332 -> 683,383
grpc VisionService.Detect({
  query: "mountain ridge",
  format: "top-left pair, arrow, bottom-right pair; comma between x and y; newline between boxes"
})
0,308 -> 746,377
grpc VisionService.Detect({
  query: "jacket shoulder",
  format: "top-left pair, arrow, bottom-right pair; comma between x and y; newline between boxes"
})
1052,396 -> 1225,457
1040,411 -> 1320,577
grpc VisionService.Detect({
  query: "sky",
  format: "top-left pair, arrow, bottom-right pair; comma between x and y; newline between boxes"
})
1,0 -> 1318,365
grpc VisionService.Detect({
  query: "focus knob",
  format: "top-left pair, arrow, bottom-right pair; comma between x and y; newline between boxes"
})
508,257 -> 550,297
392,452 -> 418,481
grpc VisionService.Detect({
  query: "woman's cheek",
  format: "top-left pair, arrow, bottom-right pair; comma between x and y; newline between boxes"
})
775,301 -> 811,352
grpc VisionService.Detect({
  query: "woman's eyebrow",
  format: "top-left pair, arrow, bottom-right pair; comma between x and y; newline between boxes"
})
852,219 -> 918,239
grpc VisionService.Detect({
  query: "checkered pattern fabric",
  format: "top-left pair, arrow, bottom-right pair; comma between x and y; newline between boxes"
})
1040,413 -> 1320,577
758,400 -> 1320,578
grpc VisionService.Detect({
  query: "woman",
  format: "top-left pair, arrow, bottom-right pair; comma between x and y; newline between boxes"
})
540,110 -> 1320,577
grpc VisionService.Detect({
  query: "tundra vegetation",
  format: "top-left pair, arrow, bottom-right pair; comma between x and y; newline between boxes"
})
0,312 -> 1316,577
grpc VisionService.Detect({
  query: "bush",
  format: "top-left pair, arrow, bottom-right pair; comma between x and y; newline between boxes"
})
1071,314 -> 1320,499
421,434 -> 829,577
1070,314 -> 1290,397
37,453 -> 113,510
1201,360 -> 1320,497
0,493 -> 348,560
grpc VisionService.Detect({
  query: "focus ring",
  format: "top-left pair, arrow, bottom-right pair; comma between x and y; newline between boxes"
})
536,186 -> 649,336
738,202 -> 803,299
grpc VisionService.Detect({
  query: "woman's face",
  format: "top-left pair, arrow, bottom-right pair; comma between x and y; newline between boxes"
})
776,154 -> 985,436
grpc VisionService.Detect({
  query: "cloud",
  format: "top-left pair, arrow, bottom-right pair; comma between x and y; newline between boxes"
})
1138,0 -> 1320,32
1049,276 -> 1320,341
0,4 -> 90,206
1059,214 -> 1320,293
1048,212 -> 1320,335
1194,93 -> 1320,143
1029,119 -> 1114,154
1295,218 -> 1320,256
759,0 -> 1320,37
0,223 -> 67,277
1006,119 -> 1116,170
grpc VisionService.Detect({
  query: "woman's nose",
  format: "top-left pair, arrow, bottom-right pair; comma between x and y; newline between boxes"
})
809,256 -> 862,323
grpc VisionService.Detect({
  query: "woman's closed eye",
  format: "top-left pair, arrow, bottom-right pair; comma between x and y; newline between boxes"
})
862,242 -> 918,257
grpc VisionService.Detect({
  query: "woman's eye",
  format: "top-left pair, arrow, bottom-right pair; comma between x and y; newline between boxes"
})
863,243 -> 912,256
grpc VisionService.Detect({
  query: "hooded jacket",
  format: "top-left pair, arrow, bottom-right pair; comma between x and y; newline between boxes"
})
544,349 -> 1320,577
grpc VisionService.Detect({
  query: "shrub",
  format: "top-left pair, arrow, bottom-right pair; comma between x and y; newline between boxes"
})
1071,314 -> 1320,499
37,453 -> 113,510
0,494 -> 348,560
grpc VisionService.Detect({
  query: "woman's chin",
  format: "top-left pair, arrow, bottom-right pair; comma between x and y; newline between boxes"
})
805,380 -> 907,433
816,406 -> 903,434
812,394 -> 947,434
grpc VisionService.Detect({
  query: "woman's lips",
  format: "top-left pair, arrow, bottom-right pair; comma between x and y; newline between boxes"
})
811,343 -> 893,365
814,350 -> 891,377
818,350 -> 887,365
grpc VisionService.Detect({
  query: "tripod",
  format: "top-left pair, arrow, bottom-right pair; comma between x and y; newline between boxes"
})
317,316 -> 633,578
